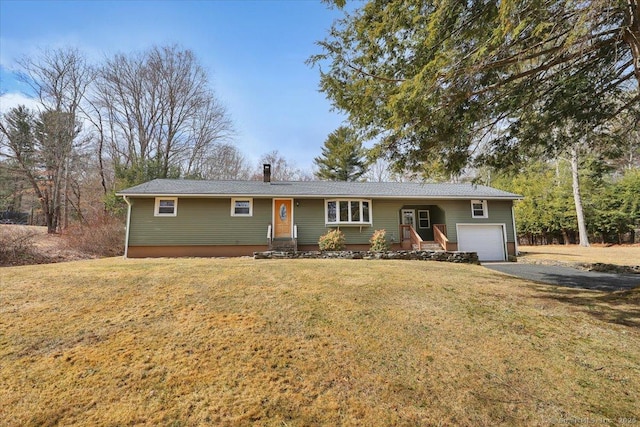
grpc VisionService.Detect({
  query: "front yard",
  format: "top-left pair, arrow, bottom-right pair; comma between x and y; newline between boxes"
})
1,258 -> 639,426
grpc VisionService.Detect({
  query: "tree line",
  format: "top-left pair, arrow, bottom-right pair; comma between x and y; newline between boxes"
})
0,46 -> 364,233
491,160 -> 640,245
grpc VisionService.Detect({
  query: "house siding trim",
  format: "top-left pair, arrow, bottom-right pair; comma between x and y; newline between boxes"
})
127,245 -> 269,258
123,195 -> 132,258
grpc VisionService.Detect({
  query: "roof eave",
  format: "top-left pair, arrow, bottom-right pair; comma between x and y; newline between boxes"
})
116,192 -> 523,200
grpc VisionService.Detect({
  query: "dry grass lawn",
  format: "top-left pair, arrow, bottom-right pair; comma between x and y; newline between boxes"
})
1,258 -> 639,426
519,244 -> 640,266
0,225 -> 91,266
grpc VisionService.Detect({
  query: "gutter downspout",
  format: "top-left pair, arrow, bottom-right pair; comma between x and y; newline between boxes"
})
123,195 -> 132,259
511,205 -> 519,257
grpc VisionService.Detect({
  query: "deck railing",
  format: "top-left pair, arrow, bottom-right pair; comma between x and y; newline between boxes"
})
433,224 -> 448,250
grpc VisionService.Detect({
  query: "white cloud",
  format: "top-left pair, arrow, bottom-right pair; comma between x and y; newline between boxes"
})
0,92 -> 40,114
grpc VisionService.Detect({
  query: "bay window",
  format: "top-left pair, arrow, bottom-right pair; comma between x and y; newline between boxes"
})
326,199 -> 371,225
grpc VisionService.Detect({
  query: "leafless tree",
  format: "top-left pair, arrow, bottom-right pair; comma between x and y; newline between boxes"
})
194,142 -> 252,180
94,45 -> 233,182
0,48 -> 91,233
364,157 -> 423,182
253,150 -> 307,181
365,158 -> 394,182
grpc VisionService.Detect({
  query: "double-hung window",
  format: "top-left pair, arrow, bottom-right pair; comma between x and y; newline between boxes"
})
471,200 -> 488,218
326,199 -> 371,225
154,197 -> 177,216
231,198 -> 253,216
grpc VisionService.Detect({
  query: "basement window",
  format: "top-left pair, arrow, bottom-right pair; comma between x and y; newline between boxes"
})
154,197 -> 177,217
326,199 -> 371,225
231,198 -> 253,217
471,200 -> 488,218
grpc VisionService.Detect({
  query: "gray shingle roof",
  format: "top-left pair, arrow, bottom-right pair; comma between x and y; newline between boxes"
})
117,179 -> 522,200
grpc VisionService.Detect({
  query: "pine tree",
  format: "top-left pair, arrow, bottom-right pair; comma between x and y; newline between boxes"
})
310,0 -> 640,174
314,127 -> 369,181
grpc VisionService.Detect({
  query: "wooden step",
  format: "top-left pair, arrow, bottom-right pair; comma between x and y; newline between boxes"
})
416,243 -> 443,251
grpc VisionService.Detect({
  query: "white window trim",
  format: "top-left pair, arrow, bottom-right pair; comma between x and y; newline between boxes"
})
231,198 -> 253,217
418,210 -> 431,229
325,199 -> 372,226
471,199 -> 488,219
154,197 -> 178,217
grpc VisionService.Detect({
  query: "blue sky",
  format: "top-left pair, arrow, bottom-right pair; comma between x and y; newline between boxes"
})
0,0 -> 350,171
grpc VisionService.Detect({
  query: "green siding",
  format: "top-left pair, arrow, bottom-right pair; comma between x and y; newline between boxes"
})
295,199 -> 404,245
369,200 -> 405,244
129,197 -> 272,246
128,196 -> 515,246
293,199 -> 326,245
438,200 -> 515,243
294,199 -> 515,245
294,199 -> 400,245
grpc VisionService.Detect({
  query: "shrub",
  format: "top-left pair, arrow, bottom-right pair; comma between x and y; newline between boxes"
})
318,228 -> 346,251
63,214 -> 125,257
369,229 -> 390,252
0,226 -> 42,266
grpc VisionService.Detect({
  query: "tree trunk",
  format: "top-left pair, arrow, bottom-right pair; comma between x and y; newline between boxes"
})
571,143 -> 590,247
63,156 -> 69,231
44,198 -> 55,234
623,0 -> 640,85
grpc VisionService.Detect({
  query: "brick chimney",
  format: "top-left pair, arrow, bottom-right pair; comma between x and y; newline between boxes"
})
263,164 -> 271,183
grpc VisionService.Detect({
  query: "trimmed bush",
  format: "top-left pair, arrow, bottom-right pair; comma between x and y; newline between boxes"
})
369,229 -> 390,252
318,228 -> 346,251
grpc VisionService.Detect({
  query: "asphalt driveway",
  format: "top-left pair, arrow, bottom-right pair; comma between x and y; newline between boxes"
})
483,263 -> 640,291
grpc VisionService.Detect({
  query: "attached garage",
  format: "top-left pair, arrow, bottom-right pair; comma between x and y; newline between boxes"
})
457,224 -> 507,261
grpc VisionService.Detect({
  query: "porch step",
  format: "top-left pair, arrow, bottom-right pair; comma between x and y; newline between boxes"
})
270,239 -> 297,252
413,242 -> 444,251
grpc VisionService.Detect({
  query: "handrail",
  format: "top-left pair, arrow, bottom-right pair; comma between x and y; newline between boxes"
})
433,224 -> 448,250
293,224 -> 298,252
410,226 -> 423,248
400,224 -> 424,249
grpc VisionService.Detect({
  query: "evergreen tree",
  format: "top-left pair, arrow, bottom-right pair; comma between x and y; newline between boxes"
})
314,126 -> 369,181
310,0 -> 640,174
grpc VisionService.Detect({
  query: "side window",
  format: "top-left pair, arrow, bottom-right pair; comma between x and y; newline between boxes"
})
231,198 -> 253,216
471,200 -> 488,218
154,197 -> 177,216
418,210 -> 430,228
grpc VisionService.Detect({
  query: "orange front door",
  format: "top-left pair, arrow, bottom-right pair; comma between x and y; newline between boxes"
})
274,199 -> 292,238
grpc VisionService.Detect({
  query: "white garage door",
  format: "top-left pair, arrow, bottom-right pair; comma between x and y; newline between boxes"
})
457,225 -> 506,261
